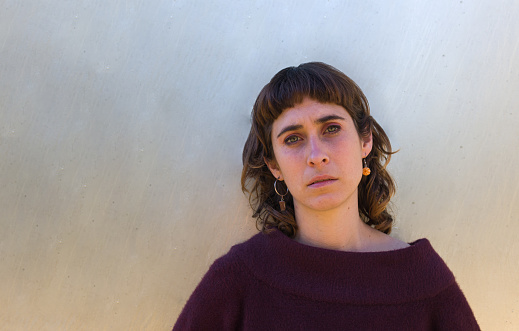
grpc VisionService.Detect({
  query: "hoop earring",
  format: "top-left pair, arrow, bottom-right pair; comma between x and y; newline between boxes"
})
362,158 -> 371,176
274,178 -> 289,211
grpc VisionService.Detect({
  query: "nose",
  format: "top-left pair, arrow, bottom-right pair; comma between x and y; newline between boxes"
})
307,137 -> 329,167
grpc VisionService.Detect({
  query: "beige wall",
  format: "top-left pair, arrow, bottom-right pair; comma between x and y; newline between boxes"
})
1,0 -> 518,329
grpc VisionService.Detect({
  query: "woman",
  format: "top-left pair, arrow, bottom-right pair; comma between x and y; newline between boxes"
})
173,62 -> 479,330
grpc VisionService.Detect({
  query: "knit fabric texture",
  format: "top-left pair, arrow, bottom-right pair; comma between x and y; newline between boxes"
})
174,229 -> 479,330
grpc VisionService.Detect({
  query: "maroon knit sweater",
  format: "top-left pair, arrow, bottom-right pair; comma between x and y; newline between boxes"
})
174,229 -> 479,330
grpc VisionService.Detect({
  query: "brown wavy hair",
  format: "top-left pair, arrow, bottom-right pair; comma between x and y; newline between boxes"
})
241,62 -> 396,237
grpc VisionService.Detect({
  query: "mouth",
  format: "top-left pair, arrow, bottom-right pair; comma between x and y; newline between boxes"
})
308,176 -> 338,187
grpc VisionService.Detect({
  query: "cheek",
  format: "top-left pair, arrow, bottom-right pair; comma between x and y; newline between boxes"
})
274,151 -> 304,186
276,152 -> 299,176
273,143 -> 298,165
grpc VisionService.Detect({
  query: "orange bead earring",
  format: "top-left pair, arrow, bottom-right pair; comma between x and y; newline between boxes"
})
362,158 -> 371,176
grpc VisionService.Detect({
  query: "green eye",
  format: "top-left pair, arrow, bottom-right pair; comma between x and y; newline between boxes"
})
325,125 -> 341,134
284,135 -> 300,145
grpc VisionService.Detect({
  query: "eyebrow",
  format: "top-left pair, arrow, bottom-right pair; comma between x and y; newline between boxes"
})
276,115 -> 347,138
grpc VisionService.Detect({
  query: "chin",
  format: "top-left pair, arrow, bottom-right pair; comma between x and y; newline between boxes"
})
300,196 -> 350,212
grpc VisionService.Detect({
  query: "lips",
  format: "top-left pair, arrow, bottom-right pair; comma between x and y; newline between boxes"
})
307,175 -> 338,187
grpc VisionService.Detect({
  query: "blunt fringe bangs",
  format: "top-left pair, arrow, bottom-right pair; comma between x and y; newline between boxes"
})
241,62 -> 396,237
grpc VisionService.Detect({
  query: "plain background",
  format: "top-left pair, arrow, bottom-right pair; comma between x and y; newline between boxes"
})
1,0 -> 518,329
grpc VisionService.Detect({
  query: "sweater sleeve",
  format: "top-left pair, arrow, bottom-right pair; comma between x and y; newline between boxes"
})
173,252 -> 245,331
432,282 -> 480,330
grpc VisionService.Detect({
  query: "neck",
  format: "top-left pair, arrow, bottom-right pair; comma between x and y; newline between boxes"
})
293,196 -> 374,252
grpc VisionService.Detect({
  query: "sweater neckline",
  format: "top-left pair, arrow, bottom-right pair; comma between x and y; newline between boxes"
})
270,227 -> 423,255
233,229 -> 455,305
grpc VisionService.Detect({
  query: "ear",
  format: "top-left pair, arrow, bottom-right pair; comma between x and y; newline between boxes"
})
361,132 -> 373,157
264,157 -> 283,181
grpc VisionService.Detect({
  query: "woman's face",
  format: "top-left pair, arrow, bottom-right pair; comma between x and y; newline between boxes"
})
266,97 -> 372,213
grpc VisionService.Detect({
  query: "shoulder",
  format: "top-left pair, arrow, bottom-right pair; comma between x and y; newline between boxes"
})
173,235 -> 264,330
401,238 -> 458,297
184,250 -> 248,304
351,236 -> 458,303
201,231 -> 271,283
222,230 -> 277,265
179,233 -> 266,305
394,238 -> 480,328
202,234 -> 261,282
